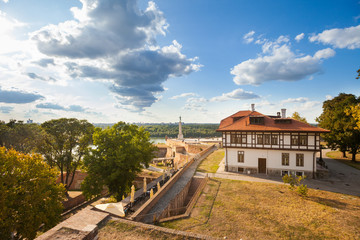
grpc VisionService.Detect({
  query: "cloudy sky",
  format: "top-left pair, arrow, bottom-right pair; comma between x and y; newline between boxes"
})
0,0 -> 359,123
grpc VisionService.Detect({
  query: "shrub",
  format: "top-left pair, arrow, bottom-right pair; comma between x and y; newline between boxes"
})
282,174 -> 308,197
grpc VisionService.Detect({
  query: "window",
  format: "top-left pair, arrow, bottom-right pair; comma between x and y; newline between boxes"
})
241,134 -> 247,144
296,171 -> 304,177
300,135 -> 307,146
296,154 -> 304,167
238,167 -> 244,173
250,117 -> 264,125
264,135 -> 270,145
282,153 -> 289,166
257,134 -> 263,144
230,133 -> 247,144
291,135 -> 299,145
238,151 -> 244,163
281,170 -> 289,176
271,135 -> 278,145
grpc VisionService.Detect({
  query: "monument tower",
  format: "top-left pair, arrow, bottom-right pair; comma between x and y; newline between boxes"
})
178,116 -> 184,140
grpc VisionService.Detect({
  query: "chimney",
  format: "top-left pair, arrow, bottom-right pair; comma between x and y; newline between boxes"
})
281,109 -> 286,118
277,112 -> 281,118
251,103 -> 255,112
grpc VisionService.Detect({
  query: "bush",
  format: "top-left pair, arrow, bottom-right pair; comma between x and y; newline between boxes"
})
282,174 -> 308,197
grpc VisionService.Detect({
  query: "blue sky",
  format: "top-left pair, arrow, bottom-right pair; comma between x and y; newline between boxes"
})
0,0 -> 359,123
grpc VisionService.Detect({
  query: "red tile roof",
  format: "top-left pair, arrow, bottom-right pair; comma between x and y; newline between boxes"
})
217,111 -> 329,133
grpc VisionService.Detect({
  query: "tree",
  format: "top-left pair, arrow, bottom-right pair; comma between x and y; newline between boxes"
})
0,120 -> 45,153
39,118 -> 94,192
0,147 -> 65,240
291,112 -> 308,124
356,68 -> 360,79
316,93 -> 360,161
81,122 -> 156,201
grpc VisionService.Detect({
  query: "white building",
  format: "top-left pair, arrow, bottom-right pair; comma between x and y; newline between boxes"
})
217,108 -> 329,178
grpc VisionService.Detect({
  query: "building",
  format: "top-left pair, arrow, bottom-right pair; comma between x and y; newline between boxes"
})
216,107 -> 329,178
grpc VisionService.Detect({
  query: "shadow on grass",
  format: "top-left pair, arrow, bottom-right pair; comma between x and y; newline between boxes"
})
309,196 -> 347,210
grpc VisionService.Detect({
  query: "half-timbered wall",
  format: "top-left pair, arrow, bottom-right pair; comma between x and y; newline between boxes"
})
222,132 -> 320,151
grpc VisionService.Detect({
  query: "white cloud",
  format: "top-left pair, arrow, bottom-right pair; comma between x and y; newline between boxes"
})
170,92 -> 197,100
29,0 -> 200,112
326,95 -> 333,100
295,33 -> 305,42
281,97 -> 308,104
244,31 -> 255,43
231,37 -> 335,85
1,0 -> 9,3
210,88 -> 260,102
309,25 -> 360,49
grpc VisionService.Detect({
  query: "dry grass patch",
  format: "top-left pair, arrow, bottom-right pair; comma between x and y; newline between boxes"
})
98,220 -> 200,240
161,179 -> 360,240
196,149 -> 224,173
326,151 -> 360,170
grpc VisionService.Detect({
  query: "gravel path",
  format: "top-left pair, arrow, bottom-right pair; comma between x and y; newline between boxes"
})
143,145 -> 217,223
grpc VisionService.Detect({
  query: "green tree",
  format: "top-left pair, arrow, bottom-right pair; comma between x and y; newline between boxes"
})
356,68 -> 360,79
82,122 -> 155,201
0,120 -> 44,153
0,147 -> 65,240
291,112 -> 308,124
39,118 -> 94,192
316,93 -> 360,161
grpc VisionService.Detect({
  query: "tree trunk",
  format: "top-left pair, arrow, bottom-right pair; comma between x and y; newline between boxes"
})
342,150 -> 347,158
351,149 -> 357,162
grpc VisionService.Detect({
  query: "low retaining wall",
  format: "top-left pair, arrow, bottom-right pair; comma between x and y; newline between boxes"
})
130,144 -> 215,221
159,177 -> 208,222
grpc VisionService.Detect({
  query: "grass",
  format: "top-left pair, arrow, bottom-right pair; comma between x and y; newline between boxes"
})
326,151 -> 360,170
160,178 -> 360,240
196,149 -> 225,173
98,220 -> 199,240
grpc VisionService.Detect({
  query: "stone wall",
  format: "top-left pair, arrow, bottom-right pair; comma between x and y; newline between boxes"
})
57,171 -> 87,190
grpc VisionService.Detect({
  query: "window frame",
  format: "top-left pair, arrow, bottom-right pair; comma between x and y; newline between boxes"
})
257,134 -> 263,144
291,135 -> 299,145
299,135 -> 307,146
296,153 -> 304,167
264,134 -> 270,145
282,153 -> 289,166
271,134 -> 278,145
237,151 -> 244,163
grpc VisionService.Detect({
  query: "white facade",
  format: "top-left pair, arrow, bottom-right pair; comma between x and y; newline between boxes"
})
225,148 -> 316,176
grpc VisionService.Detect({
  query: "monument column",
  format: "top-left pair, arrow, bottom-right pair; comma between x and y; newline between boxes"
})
178,116 -> 184,140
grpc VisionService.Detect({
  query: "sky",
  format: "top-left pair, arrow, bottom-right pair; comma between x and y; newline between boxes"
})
0,0 -> 359,124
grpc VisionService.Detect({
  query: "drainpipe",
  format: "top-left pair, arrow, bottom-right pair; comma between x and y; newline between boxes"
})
225,148 -> 228,171
313,152 -> 316,179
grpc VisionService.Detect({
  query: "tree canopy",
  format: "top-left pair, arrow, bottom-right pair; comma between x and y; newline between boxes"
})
0,147 -> 65,240
316,93 -> 360,161
81,122 -> 155,201
291,112 -> 308,124
0,120 -> 44,153
39,118 -> 94,192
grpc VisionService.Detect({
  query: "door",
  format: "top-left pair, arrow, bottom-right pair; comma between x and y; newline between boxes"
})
258,158 -> 266,174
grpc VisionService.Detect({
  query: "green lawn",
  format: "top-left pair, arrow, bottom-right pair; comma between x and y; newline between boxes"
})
326,151 -> 360,170
161,178 -> 360,240
196,149 -> 224,173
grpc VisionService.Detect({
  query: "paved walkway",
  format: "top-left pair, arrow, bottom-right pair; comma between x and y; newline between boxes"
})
195,149 -> 360,196
143,145 -> 217,223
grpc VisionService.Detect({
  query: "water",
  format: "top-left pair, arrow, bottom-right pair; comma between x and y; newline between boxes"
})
150,137 -> 166,144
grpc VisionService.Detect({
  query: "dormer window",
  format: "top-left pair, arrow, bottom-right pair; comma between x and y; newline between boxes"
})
249,116 -> 264,125
275,119 -> 292,124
